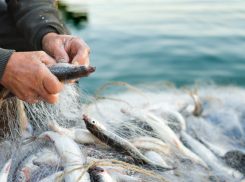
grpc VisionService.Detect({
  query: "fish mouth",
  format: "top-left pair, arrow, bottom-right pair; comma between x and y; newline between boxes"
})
82,115 -> 99,131
82,114 -> 90,126
87,66 -> 96,73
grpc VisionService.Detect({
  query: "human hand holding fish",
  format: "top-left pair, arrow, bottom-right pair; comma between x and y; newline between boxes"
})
42,33 -> 90,83
0,52 -> 95,105
0,51 -> 63,104
0,33 -> 93,105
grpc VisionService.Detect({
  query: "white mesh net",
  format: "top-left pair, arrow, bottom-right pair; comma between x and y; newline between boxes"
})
0,81 -> 245,182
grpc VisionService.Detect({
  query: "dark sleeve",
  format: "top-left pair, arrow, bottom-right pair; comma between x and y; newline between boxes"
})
5,0 -> 70,51
0,48 -> 15,92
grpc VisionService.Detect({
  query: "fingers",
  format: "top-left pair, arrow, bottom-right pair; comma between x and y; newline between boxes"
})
14,89 -> 39,104
71,47 -> 90,66
42,33 -> 70,63
38,92 -> 60,104
25,87 -> 60,104
26,65 -> 63,104
42,68 -> 64,94
65,37 -> 90,66
27,57 -> 63,104
14,87 -> 56,104
53,44 -> 70,63
2,51 -> 64,105
38,51 -> 57,65
43,34 -> 90,66
22,93 -> 59,104
35,65 -> 64,104
30,89 -> 60,104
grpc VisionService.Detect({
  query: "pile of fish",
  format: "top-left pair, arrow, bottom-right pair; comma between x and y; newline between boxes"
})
1,82 -> 245,182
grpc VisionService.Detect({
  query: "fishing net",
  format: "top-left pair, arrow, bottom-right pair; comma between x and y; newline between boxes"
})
0,81 -> 245,182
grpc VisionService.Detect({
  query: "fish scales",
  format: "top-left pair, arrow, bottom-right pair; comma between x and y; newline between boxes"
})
48,63 -> 96,81
83,115 -> 174,171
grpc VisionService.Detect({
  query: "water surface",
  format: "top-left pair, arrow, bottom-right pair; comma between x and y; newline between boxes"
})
64,0 -> 245,94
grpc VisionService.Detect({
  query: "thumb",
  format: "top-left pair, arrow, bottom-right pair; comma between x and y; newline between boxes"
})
53,45 -> 70,63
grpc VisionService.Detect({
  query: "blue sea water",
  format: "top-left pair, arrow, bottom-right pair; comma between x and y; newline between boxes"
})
66,0 -> 245,94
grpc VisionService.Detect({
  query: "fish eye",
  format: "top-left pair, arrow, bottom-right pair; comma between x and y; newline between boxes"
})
18,175 -> 23,180
92,120 -> 96,124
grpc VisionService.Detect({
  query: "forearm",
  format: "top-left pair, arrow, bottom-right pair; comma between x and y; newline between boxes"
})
5,0 -> 70,50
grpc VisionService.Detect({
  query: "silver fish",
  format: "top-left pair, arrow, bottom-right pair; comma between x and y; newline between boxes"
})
38,171 -> 63,182
0,159 -> 11,182
14,152 -> 41,182
33,151 -> 61,168
121,108 -> 208,168
193,132 -> 229,157
83,115 -> 174,171
106,168 -> 146,182
148,105 -> 186,134
47,120 -> 107,147
38,131 -> 90,182
89,166 -> 116,182
181,131 -> 243,179
34,154 -> 107,169
144,151 -> 168,167
129,136 -> 171,156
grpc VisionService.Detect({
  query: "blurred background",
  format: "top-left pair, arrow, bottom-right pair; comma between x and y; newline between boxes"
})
58,0 -> 245,94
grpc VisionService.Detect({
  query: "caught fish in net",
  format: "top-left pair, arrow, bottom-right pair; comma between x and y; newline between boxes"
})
0,80 -> 245,182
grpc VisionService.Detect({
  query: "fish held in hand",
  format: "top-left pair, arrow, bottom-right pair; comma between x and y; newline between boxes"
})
0,63 -> 96,104
47,63 -> 96,82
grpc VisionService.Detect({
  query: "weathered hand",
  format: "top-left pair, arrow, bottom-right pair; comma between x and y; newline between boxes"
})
0,51 -> 64,104
42,33 -> 90,83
